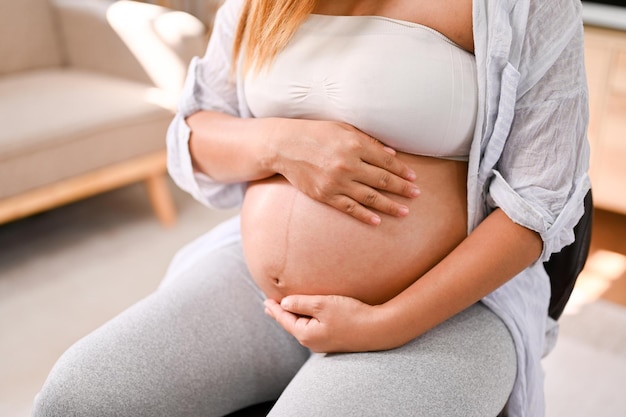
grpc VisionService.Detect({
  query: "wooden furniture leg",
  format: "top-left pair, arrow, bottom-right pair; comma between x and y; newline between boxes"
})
144,173 -> 177,227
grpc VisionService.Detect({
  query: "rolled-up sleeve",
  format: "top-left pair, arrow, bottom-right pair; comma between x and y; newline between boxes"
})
487,10 -> 591,262
166,0 -> 246,209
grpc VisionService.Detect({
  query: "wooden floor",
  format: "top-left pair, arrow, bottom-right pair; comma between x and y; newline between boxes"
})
574,208 -> 626,308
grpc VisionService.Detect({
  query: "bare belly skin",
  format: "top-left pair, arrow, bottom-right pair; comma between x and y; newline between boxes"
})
240,153 -> 468,305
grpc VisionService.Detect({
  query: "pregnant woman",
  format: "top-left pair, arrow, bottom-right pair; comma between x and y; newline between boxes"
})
33,0 -> 590,416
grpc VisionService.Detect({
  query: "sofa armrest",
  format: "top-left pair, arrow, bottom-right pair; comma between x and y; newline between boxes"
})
52,0 -> 207,92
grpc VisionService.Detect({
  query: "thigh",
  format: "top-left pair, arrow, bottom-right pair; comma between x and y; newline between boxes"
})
32,242 -> 310,417
269,302 -> 516,417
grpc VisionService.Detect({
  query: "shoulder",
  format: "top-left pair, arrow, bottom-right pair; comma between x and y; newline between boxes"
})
521,0 -> 583,62
480,0 -> 581,32
526,0 -> 582,28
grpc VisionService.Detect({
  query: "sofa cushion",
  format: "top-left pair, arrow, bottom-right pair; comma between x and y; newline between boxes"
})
0,69 -> 177,198
0,0 -> 64,75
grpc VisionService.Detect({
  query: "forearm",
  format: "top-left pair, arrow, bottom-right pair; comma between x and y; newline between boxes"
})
187,111 -> 420,224
187,110 -> 284,183
375,208 -> 543,349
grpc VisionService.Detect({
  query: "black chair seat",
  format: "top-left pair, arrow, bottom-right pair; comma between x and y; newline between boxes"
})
544,189 -> 593,320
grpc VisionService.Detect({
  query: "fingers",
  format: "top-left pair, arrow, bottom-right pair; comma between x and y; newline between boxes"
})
263,299 -> 302,330
327,194 -> 383,225
264,296 -> 325,323
263,295 -> 372,352
363,135 -> 417,182
279,295 -> 324,317
325,141 -> 421,224
359,136 -> 420,200
283,121 -> 422,225
358,163 -> 421,200
264,298 -> 323,346
353,183 -> 411,218
325,188 -> 413,226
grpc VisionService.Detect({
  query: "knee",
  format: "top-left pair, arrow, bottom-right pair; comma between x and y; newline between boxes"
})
31,380 -> 76,417
31,340 -> 131,417
31,377 -> 85,416
31,348 -> 102,417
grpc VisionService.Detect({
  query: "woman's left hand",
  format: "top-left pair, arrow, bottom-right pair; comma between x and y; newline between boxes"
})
263,295 -> 389,353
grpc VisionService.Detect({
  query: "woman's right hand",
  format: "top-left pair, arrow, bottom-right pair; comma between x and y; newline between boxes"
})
270,119 -> 420,225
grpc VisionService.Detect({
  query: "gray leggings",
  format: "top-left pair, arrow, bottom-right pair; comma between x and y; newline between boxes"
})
32,241 -> 516,417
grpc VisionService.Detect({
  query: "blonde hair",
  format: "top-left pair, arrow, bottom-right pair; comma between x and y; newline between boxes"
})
233,0 -> 317,73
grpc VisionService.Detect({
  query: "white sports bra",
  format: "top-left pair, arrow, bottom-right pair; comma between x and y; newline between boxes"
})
244,14 -> 478,161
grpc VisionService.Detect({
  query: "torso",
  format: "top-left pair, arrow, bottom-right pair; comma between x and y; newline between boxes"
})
241,0 -> 476,304
245,14 -> 477,159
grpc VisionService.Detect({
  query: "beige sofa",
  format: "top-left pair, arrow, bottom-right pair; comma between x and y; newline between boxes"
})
0,0 -> 206,226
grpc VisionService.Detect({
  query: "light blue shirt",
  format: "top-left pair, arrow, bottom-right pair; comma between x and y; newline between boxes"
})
165,0 -> 591,415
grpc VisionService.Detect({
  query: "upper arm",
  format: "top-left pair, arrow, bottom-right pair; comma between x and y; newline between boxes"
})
487,0 -> 591,261
166,0 -> 248,209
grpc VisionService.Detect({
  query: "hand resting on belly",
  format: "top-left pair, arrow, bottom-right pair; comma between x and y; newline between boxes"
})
241,153 -> 468,305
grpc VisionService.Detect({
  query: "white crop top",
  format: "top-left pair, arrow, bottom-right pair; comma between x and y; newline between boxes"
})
244,14 -> 478,160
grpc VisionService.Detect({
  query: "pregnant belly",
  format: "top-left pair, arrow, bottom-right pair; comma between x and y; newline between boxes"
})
241,153 -> 468,305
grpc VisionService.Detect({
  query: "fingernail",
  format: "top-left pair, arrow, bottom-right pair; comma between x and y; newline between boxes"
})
398,206 -> 409,216
410,186 -> 421,197
371,215 -> 382,226
383,146 -> 396,155
407,170 -> 417,181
